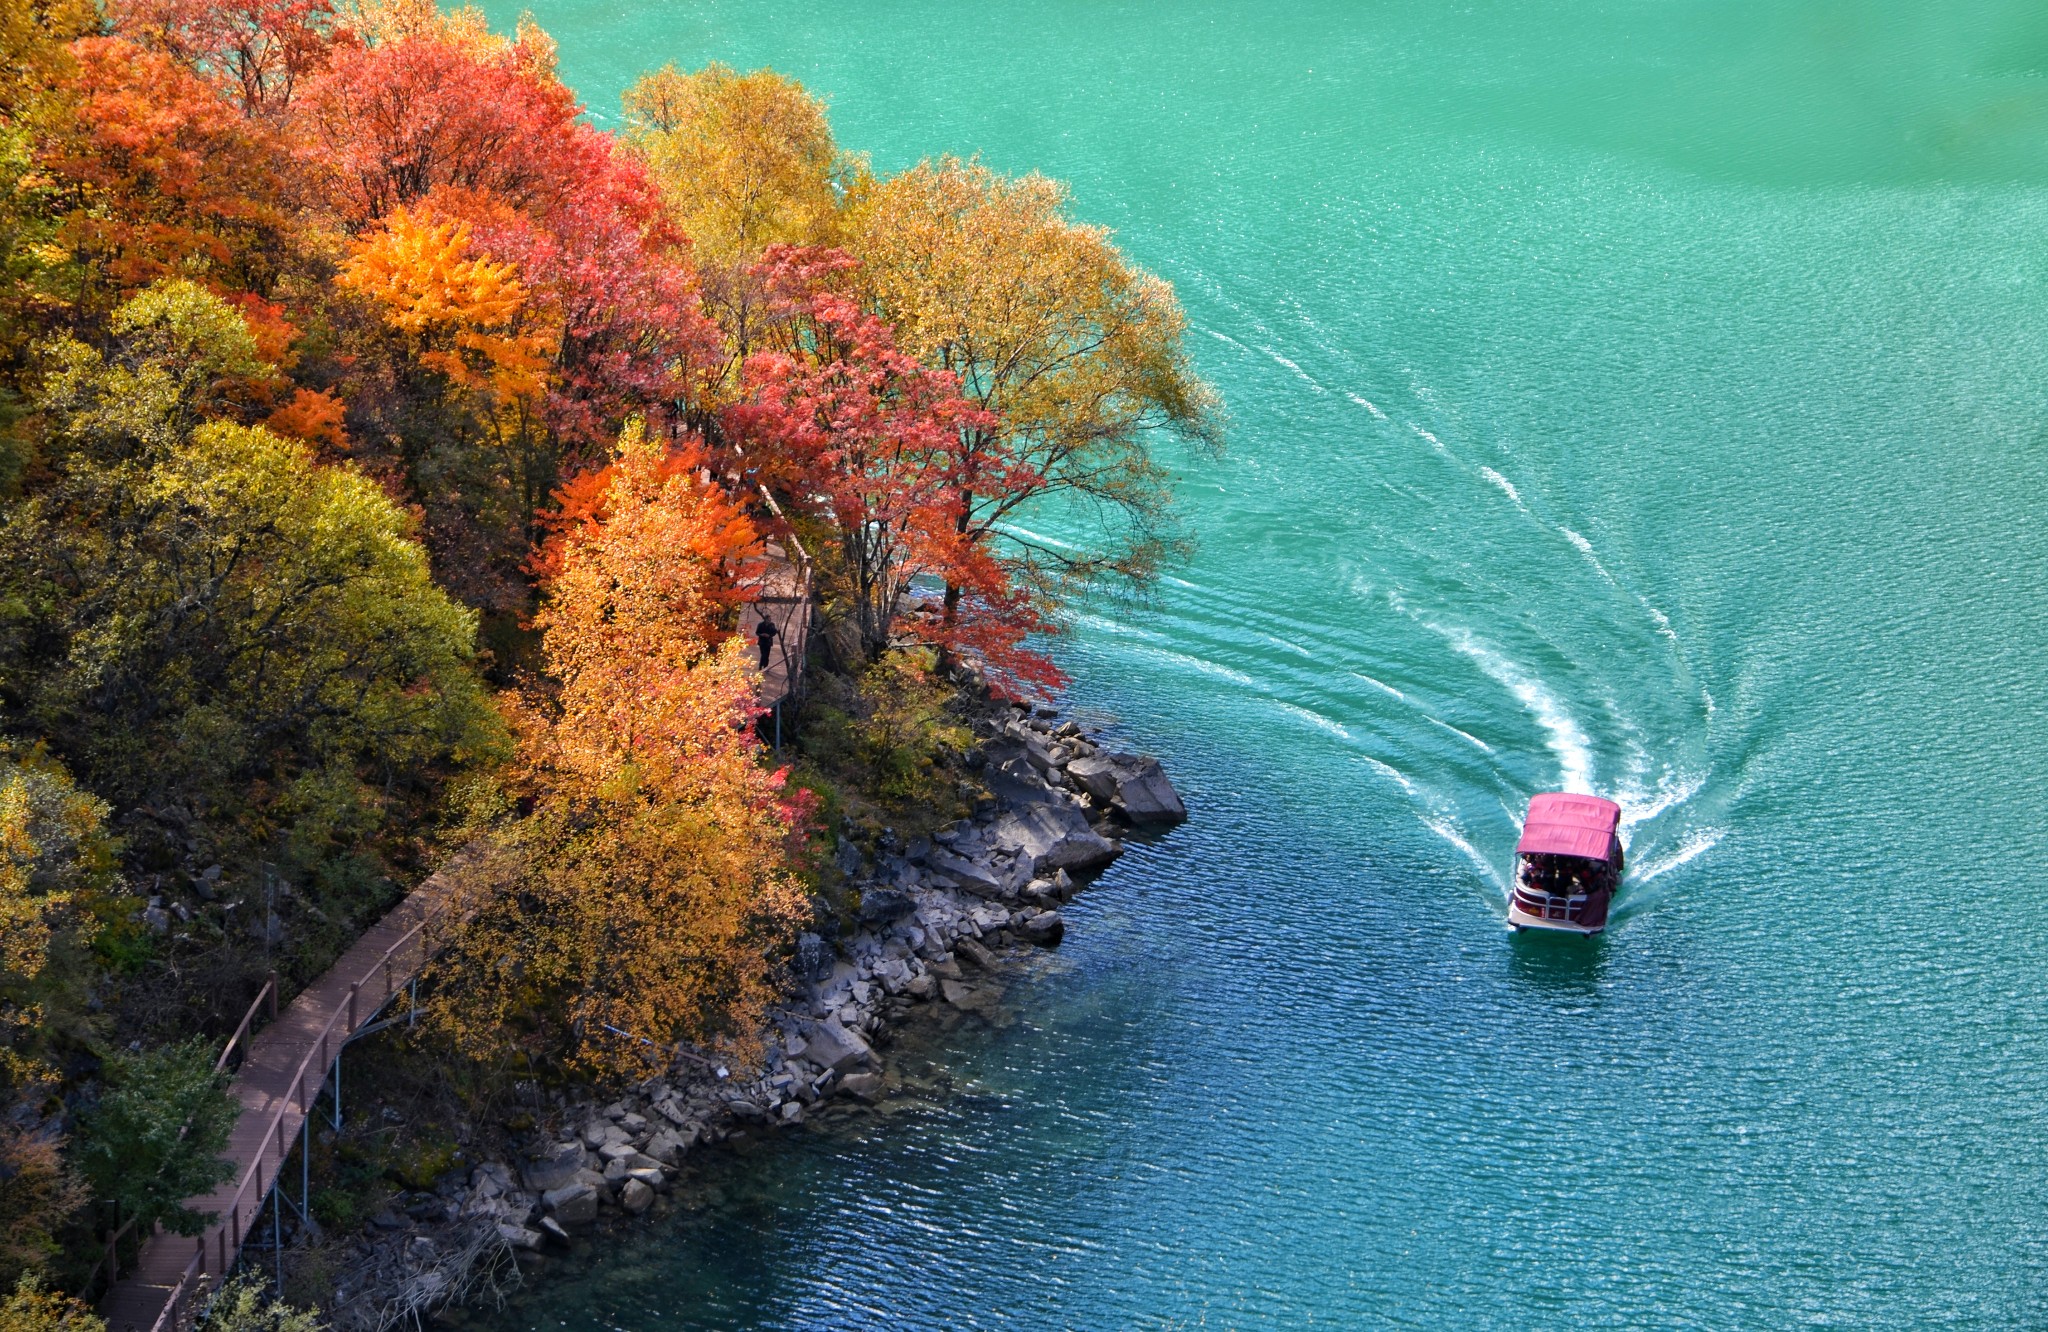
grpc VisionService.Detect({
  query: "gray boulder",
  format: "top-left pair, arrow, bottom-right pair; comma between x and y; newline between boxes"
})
496,1223 -> 544,1252
926,850 -> 1005,898
795,931 -> 834,982
521,1141 -> 585,1193
800,1018 -> 875,1074
1070,754 -> 1187,825
836,1071 -> 884,1102
1109,755 -> 1187,825
1065,755 -> 1121,804
1016,910 -> 1066,947
857,887 -> 917,925
619,1179 -> 655,1214
990,803 -> 1119,874
542,1181 -> 599,1227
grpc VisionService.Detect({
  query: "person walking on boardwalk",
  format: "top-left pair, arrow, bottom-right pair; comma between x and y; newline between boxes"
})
754,613 -> 778,669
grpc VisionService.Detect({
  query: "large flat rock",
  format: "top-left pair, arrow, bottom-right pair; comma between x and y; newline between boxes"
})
1110,755 -> 1187,825
989,802 -> 1119,874
797,1017 -> 875,1074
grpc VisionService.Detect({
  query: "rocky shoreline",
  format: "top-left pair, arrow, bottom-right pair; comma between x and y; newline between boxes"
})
320,699 -> 1184,1329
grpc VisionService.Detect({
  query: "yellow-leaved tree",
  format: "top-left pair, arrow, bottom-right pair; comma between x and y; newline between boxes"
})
0,749 -> 103,1288
430,421 -> 808,1080
849,157 -> 1223,619
622,62 -> 852,398
623,62 -> 842,270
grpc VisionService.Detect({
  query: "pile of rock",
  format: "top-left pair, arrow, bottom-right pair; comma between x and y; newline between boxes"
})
336,702 -> 1185,1311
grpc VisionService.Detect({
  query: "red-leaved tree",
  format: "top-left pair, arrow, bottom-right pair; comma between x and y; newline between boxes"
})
726,246 -> 1059,697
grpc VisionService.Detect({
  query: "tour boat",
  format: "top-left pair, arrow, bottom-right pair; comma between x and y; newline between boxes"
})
1507,793 -> 1623,935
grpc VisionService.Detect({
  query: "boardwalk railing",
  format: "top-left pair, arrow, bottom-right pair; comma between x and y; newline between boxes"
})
214,974 -> 278,1075
86,970 -> 280,1305
157,911 -> 438,1332
101,865 -> 467,1332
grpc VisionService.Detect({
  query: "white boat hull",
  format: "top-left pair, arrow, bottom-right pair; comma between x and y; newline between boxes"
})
1506,902 -> 1605,935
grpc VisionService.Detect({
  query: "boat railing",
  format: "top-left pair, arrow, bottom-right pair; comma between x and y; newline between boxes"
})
1512,886 -> 1590,920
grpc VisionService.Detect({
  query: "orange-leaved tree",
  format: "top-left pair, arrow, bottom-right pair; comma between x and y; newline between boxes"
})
430,420 -> 809,1080
338,205 -> 551,414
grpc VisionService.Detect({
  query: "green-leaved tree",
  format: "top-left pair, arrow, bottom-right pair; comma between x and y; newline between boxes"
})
75,1039 -> 235,1238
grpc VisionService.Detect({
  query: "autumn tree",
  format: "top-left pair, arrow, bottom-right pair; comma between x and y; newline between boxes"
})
622,62 -> 840,264
849,158 -> 1222,625
306,26 -> 718,599
1,283 -> 500,989
623,62 -> 851,401
0,0 -> 94,390
302,28 -> 601,226
0,748 -> 107,1290
36,37 -> 295,315
114,0 -> 338,114
430,422 -> 806,1080
338,206 -> 550,522
725,247 -> 1049,683
0,1276 -> 104,1332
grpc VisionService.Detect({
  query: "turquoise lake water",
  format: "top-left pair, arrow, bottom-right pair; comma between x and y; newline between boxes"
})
476,2 -> 2048,1325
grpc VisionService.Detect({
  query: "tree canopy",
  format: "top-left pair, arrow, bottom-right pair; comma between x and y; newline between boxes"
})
851,158 -> 1222,609
0,0 -> 1219,1295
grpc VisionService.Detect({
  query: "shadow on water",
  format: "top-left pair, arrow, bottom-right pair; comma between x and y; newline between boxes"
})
1503,927 -> 1607,999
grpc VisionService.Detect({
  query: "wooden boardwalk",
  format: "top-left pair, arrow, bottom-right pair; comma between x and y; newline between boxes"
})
98,856 -> 470,1332
741,541 -> 813,712
99,558 -> 813,1331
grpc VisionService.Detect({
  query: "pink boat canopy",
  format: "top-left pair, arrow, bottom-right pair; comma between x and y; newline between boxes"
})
1515,793 -> 1623,863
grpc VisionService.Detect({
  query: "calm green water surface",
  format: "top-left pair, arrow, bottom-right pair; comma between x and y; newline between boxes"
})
478,2 -> 2048,1325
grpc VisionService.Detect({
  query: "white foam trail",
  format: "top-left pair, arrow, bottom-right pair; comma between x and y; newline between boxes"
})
1561,526 -> 1599,563
1409,424 -> 1452,459
997,523 -> 1080,552
1359,754 -> 1419,798
1636,826 -> 1725,881
1645,602 -> 1680,648
1274,701 -> 1350,740
1264,635 -> 1314,658
1072,612 -> 1165,641
1425,714 -> 1495,753
1162,575 -> 1199,591
1561,524 -> 1628,594
1348,669 -> 1408,702
1346,392 -> 1389,422
1615,767 -> 1704,833
1423,815 -> 1505,893
1129,646 -> 1256,688
1434,626 -> 1595,794
1479,466 -> 1527,512
1259,346 -> 1326,393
